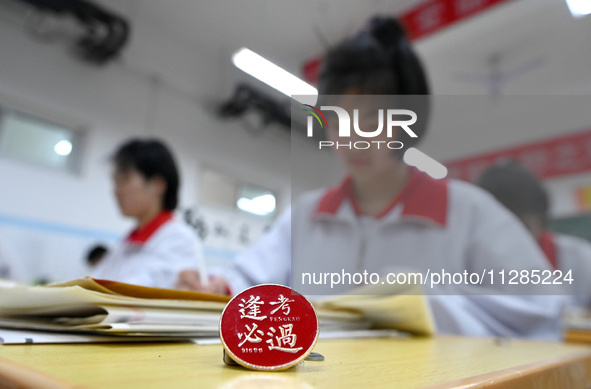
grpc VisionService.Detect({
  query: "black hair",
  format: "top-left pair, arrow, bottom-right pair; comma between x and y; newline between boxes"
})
86,245 -> 107,265
112,138 -> 180,211
476,160 -> 549,225
317,16 -> 431,153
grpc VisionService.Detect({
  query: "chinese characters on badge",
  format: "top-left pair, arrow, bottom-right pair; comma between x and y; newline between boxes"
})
237,294 -> 302,354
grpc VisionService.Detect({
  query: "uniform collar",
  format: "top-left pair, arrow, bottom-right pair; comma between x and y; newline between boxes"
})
315,167 -> 448,227
538,230 -> 558,270
127,211 -> 173,244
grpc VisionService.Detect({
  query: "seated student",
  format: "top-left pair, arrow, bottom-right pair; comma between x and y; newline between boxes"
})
0,242 -> 27,282
477,159 -> 591,308
92,139 -> 206,289
0,244 -> 12,280
86,244 -> 108,268
178,17 -> 564,339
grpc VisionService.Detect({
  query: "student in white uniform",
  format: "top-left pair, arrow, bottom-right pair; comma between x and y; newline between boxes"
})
0,243 -> 13,280
178,17 -> 565,339
86,244 -> 108,268
92,139 -> 205,289
477,160 -> 591,308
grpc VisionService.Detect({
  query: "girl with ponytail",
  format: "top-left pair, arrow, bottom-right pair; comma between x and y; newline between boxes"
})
178,17 -> 564,341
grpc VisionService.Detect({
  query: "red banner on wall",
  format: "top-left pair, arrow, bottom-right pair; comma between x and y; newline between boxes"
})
445,129 -> 591,182
400,0 -> 512,40
301,0 -> 513,84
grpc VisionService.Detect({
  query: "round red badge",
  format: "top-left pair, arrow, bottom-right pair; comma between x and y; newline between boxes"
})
220,284 -> 319,371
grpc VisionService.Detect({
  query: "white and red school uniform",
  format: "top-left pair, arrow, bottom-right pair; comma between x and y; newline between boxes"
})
539,231 -> 591,308
91,211 -> 205,289
225,168 -> 566,340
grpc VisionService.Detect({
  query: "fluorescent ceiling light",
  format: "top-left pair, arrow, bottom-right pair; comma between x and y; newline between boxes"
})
237,194 -> 276,216
566,0 -> 591,17
54,140 -> 72,156
403,147 -> 448,180
233,48 -> 318,105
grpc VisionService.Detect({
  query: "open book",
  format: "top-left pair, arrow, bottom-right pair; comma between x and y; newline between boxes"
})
0,277 -> 435,343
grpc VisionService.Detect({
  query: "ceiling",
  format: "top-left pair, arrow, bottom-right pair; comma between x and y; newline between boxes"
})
417,0 -> 591,96
93,0 -> 591,161
96,0 -> 591,95
100,0 -> 426,75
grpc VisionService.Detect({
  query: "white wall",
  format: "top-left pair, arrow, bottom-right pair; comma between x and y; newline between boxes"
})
546,172 -> 591,217
0,3 -> 342,283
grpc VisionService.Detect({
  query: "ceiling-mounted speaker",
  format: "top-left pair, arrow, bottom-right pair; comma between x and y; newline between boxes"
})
13,0 -> 130,65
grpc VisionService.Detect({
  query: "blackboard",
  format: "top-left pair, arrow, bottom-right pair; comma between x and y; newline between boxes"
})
550,214 -> 591,242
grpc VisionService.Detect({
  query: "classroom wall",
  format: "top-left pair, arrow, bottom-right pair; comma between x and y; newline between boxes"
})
546,172 -> 591,217
1,0 -> 590,283
0,3 -> 343,283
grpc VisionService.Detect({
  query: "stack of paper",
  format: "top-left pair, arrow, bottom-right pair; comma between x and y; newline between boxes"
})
314,282 -> 436,337
0,277 -> 435,344
0,277 -> 229,343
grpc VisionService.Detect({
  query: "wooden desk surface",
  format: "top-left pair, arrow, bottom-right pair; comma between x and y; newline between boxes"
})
566,329 -> 591,345
1,337 -> 591,389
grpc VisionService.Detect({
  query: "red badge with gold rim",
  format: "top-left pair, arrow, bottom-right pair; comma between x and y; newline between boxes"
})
220,284 -> 319,371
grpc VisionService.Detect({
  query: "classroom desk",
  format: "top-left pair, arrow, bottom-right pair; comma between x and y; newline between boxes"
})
566,329 -> 591,345
1,337 -> 591,389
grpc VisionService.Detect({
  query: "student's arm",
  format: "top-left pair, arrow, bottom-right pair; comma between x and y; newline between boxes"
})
429,294 -> 565,340
554,234 -> 591,308
460,182 -> 554,291
445,183 -> 566,339
223,208 -> 292,295
177,208 -> 292,295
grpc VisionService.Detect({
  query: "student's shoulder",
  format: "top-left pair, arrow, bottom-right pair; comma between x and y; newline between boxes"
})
554,233 -> 591,253
448,178 -> 503,207
446,178 -> 512,221
293,188 -> 329,213
153,217 -> 199,243
298,188 -> 327,203
270,187 -> 338,225
553,234 -> 591,273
